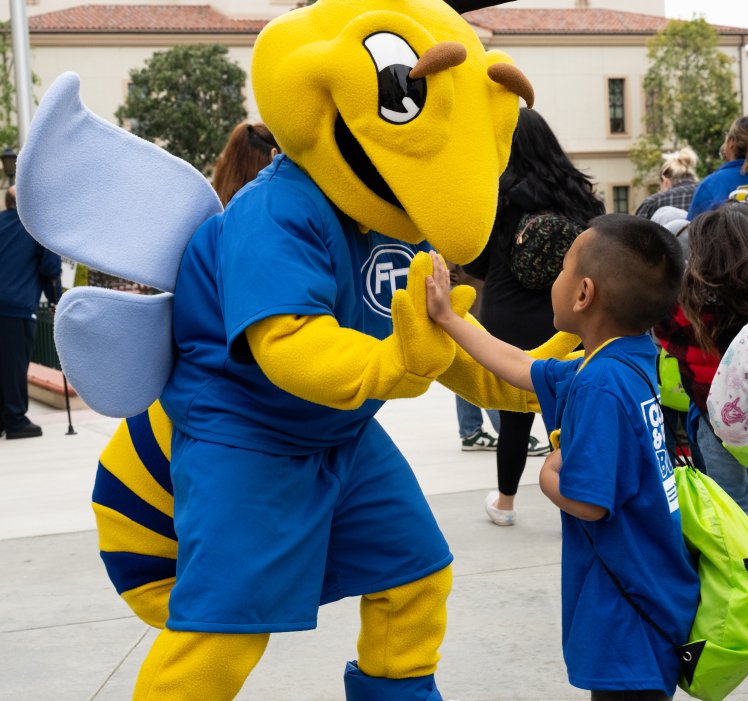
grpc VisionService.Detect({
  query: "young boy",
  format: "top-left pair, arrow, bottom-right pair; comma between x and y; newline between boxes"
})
426,214 -> 699,700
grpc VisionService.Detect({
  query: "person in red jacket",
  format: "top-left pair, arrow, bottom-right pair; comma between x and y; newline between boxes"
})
655,201 -> 748,513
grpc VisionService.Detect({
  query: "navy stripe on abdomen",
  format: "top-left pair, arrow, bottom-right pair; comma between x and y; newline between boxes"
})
126,411 -> 173,496
93,463 -> 177,541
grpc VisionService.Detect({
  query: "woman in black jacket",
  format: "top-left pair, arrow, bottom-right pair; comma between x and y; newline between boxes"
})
464,107 -> 605,526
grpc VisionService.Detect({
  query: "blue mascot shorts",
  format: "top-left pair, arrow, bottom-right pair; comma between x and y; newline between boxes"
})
166,418 -> 452,633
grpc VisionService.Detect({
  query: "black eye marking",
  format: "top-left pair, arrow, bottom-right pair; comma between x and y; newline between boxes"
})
334,114 -> 403,209
363,32 -> 426,124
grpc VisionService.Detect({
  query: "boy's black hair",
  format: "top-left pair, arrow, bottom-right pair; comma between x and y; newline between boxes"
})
576,213 -> 685,332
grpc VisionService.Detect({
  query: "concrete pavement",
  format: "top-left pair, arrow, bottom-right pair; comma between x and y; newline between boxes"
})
1,384 -> 746,700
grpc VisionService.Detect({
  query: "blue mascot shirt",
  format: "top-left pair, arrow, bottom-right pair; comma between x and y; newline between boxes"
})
161,155 -> 430,454
530,335 -> 699,694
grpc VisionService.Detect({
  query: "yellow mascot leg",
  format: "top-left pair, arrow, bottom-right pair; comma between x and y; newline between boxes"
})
133,630 -> 269,700
358,565 -> 452,679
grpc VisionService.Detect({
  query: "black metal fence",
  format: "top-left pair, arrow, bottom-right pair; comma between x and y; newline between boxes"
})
31,302 -> 60,370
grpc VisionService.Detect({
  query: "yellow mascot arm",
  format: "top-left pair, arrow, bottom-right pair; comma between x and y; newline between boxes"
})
245,306 -> 453,410
437,302 -> 582,413
245,314 -> 428,409
245,252 -> 475,410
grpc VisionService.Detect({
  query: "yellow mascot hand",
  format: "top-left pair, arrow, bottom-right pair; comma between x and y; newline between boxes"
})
526,331 -> 582,362
448,283 -> 477,319
387,251 -> 462,382
390,287 -> 456,383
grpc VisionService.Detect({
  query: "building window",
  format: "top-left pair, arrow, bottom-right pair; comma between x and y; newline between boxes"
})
612,185 -> 630,214
608,78 -> 626,134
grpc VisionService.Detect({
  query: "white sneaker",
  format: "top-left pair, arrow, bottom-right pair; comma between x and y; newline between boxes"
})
484,490 -> 516,526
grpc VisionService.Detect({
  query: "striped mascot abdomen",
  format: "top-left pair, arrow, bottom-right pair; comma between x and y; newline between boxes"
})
92,400 -> 176,628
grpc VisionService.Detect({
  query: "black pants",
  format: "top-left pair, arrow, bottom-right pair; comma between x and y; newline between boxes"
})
0,316 -> 36,432
591,691 -> 671,700
496,410 -> 535,496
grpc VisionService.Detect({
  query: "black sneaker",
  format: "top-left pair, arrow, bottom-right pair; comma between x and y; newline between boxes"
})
527,435 -> 551,457
6,421 -> 43,439
461,429 -> 498,451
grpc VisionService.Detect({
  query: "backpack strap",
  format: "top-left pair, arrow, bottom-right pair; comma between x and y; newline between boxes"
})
578,523 -> 680,649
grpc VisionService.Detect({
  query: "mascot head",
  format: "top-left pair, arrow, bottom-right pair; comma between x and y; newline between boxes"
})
252,0 -> 533,264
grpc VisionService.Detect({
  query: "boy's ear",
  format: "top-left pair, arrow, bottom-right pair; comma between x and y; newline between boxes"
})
572,277 -> 595,313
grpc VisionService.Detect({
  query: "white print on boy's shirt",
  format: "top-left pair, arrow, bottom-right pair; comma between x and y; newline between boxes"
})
640,397 -> 679,514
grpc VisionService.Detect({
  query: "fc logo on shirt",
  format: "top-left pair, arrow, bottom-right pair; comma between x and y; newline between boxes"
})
361,244 -> 417,318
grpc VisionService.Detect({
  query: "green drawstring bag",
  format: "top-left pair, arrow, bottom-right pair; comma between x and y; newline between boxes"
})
675,465 -> 748,701
659,348 -> 690,412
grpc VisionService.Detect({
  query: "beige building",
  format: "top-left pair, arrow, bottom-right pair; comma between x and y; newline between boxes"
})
17,0 -> 748,211
466,6 -> 748,210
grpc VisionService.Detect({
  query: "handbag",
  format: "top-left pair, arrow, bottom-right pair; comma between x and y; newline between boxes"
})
509,212 -> 585,290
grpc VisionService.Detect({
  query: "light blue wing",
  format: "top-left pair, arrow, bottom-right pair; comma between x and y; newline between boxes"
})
14,71 -> 222,416
55,287 -> 174,418
16,71 -> 222,293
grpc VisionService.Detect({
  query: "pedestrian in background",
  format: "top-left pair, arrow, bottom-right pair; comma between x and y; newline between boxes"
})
687,116 -> 748,219
464,107 -> 605,526
212,122 -> 279,207
635,147 -> 700,462
0,185 -> 61,439
635,146 -> 699,220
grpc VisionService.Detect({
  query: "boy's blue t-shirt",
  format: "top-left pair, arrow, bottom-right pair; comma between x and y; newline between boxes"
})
530,335 -> 699,694
160,155 -> 431,454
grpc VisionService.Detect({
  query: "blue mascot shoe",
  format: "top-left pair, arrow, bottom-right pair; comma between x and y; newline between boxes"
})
344,661 -> 444,701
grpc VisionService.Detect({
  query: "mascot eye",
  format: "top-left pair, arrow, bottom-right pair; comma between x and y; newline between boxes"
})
363,32 -> 426,125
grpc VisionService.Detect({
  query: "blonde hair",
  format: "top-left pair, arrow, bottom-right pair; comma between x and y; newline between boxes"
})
660,146 -> 698,183
727,116 -> 748,175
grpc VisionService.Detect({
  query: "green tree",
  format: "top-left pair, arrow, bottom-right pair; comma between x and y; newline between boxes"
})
631,18 -> 740,186
0,21 -> 40,149
116,44 -> 248,175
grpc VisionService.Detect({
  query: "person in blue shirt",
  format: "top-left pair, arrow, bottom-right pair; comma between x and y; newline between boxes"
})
688,116 -> 748,220
0,185 -> 61,439
426,214 -> 700,700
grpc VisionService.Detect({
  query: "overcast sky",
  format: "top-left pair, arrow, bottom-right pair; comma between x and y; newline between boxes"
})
664,0 -> 748,30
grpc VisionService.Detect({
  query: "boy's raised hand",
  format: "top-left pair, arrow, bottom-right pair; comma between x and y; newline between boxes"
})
426,250 -> 453,324
426,250 -> 475,325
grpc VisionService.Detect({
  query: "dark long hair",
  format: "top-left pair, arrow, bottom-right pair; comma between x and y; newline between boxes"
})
499,108 -> 604,225
680,201 -> 748,353
212,122 -> 279,207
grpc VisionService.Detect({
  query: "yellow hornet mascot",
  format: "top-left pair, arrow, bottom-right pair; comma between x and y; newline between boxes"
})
17,0 -> 578,698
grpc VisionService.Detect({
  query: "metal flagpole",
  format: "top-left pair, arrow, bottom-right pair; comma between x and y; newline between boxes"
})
9,0 -> 33,146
